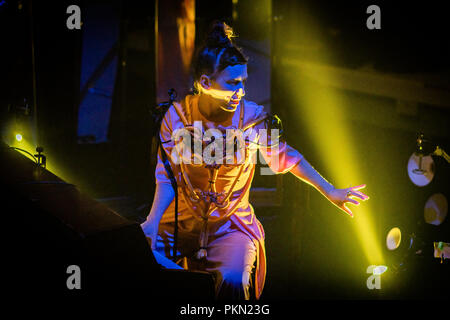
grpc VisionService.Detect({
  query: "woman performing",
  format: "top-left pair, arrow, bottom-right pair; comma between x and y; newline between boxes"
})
141,21 -> 369,300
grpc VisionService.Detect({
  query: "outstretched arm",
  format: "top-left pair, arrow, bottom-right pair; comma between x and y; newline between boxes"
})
251,107 -> 369,216
289,158 -> 369,217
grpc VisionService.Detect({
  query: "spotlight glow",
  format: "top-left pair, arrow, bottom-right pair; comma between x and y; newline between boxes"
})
372,265 -> 388,276
386,227 -> 402,250
15,133 -> 23,142
11,137 -> 76,186
278,6 -> 384,267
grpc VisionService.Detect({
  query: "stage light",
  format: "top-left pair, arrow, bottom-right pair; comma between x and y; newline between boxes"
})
11,136 -> 37,162
424,193 -> 447,226
386,227 -> 401,251
433,242 -> 450,262
407,153 -> 435,187
386,227 -> 422,253
385,224 -> 431,275
9,136 -> 76,186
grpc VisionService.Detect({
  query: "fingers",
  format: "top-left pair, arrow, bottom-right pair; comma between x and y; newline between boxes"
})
342,204 -> 354,218
349,190 -> 369,201
346,198 -> 360,206
337,184 -> 369,218
349,184 -> 369,200
351,184 -> 366,191
150,236 -> 157,250
354,190 -> 370,200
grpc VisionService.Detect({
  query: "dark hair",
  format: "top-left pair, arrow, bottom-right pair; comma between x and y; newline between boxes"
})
192,21 -> 248,93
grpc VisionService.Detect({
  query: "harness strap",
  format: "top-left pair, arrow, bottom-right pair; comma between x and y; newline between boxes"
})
158,127 -> 179,262
171,98 -> 257,260
173,100 -> 189,127
175,100 -> 249,219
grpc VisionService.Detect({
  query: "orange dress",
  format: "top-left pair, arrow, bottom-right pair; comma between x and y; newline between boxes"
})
155,94 -> 303,299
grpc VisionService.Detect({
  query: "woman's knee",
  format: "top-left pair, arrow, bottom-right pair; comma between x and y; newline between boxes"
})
225,269 -> 250,285
216,269 -> 252,300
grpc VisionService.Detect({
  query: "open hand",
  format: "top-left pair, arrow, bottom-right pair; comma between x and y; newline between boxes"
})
326,184 -> 369,218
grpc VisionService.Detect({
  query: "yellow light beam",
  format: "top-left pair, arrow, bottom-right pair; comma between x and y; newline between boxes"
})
289,69 -> 384,265
276,6 -> 384,266
11,138 -> 76,185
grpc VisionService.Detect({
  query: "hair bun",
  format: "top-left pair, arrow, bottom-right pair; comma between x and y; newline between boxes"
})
206,21 -> 235,48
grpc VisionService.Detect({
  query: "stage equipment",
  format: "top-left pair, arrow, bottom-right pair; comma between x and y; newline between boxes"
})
385,224 -> 450,274
1,144 -> 215,297
386,227 -> 402,251
424,193 -> 448,226
34,146 -> 46,169
2,98 -> 34,147
433,242 -> 450,263
407,133 -> 450,186
388,231 -> 426,274
385,222 -> 430,271
433,145 -> 450,163
407,153 -> 435,187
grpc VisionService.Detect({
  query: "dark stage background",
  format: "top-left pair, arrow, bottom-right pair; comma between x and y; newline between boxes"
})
2,0 -> 449,300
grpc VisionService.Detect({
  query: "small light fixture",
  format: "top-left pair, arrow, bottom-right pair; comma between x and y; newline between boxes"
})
15,133 -> 23,142
424,193 -> 448,226
386,227 -> 402,250
407,153 -> 434,187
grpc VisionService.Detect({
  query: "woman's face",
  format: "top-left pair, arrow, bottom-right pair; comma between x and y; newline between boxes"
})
201,64 -> 247,112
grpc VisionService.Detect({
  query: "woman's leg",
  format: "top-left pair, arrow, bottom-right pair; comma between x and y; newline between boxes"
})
205,230 -> 257,300
155,218 -> 199,263
155,218 -> 258,300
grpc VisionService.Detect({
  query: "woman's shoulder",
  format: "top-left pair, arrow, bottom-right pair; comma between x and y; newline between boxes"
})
162,95 -> 195,127
243,99 -> 263,112
242,99 -> 268,122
